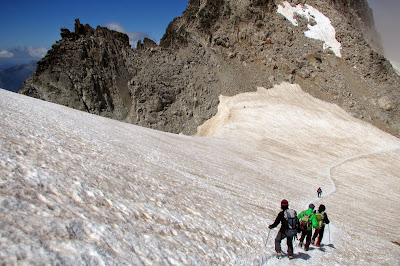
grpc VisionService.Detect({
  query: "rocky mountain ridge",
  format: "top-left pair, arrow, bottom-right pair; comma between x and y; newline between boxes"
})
21,19 -> 135,120
20,0 -> 400,136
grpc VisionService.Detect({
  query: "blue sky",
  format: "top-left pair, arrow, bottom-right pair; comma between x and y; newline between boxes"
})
0,0 -> 188,67
0,0 -> 399,67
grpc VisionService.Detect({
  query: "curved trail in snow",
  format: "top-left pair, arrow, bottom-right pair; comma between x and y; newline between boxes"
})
192,82 -> 400,264
307,146 -> 400,208
260,146 -> 400,265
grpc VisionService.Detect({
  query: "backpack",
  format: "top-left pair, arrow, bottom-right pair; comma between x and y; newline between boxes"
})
300,211 -> 312,230
284,209 -> 299,237
314,212 -> 324,227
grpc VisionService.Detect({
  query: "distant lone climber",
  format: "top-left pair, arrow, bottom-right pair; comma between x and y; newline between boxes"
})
317,187 -> 322,198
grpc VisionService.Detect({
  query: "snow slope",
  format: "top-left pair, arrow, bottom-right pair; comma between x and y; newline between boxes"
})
1,84 -> 399,265
391,60 -> 400,75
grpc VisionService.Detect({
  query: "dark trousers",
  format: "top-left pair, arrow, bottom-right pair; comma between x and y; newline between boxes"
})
275,231 -> 294,256
312,225 -> 325,244
299,229 -> 312,248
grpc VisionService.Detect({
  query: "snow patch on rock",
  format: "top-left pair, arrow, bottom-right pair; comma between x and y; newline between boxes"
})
277,1 -> 342,57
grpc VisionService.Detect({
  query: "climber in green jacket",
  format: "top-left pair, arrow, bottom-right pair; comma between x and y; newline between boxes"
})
312,204 -> 330,247
297,203 -> 319,251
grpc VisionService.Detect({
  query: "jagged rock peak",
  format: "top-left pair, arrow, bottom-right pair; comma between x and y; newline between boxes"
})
20,18 -> 135,121
136,38 -> 158,50
60,19 -> 130,48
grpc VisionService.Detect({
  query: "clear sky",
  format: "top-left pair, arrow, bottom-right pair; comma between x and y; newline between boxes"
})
0,0 -> 189,66
0,0 -> 398,67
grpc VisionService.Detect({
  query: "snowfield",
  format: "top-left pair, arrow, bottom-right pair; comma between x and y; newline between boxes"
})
1,83 -> 399,265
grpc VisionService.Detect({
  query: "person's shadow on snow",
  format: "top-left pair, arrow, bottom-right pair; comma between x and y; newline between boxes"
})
316,244 -> 336,253
293,252 -> 311,260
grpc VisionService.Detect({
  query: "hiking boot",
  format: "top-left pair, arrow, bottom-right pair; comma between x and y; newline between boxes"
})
276,252 -> 282,259
298,242 -> 303,247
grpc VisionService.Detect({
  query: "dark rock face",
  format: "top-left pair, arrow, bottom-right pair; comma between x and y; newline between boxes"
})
327,0 -> 382,52
20,1 -> 400,136
21,19 -> 134,120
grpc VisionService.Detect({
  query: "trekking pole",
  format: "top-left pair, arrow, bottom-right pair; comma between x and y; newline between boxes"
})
265,229 -> 271,247
328,224 -> 331,244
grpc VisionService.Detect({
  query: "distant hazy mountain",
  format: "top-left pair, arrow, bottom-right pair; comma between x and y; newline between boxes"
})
0,61 -> 37,92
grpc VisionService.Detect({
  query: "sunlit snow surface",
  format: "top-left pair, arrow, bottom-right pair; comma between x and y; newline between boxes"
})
1,83 -> 400,265
277,1 -> 342,57
391,60 -> 400,75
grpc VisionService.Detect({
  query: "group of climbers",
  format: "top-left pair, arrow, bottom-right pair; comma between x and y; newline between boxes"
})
268,199 -> 330,259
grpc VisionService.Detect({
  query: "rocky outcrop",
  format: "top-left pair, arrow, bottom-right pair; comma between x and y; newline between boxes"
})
21,1 -> 400,136
20,19 -> 134,120
136,38 -> 158,50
